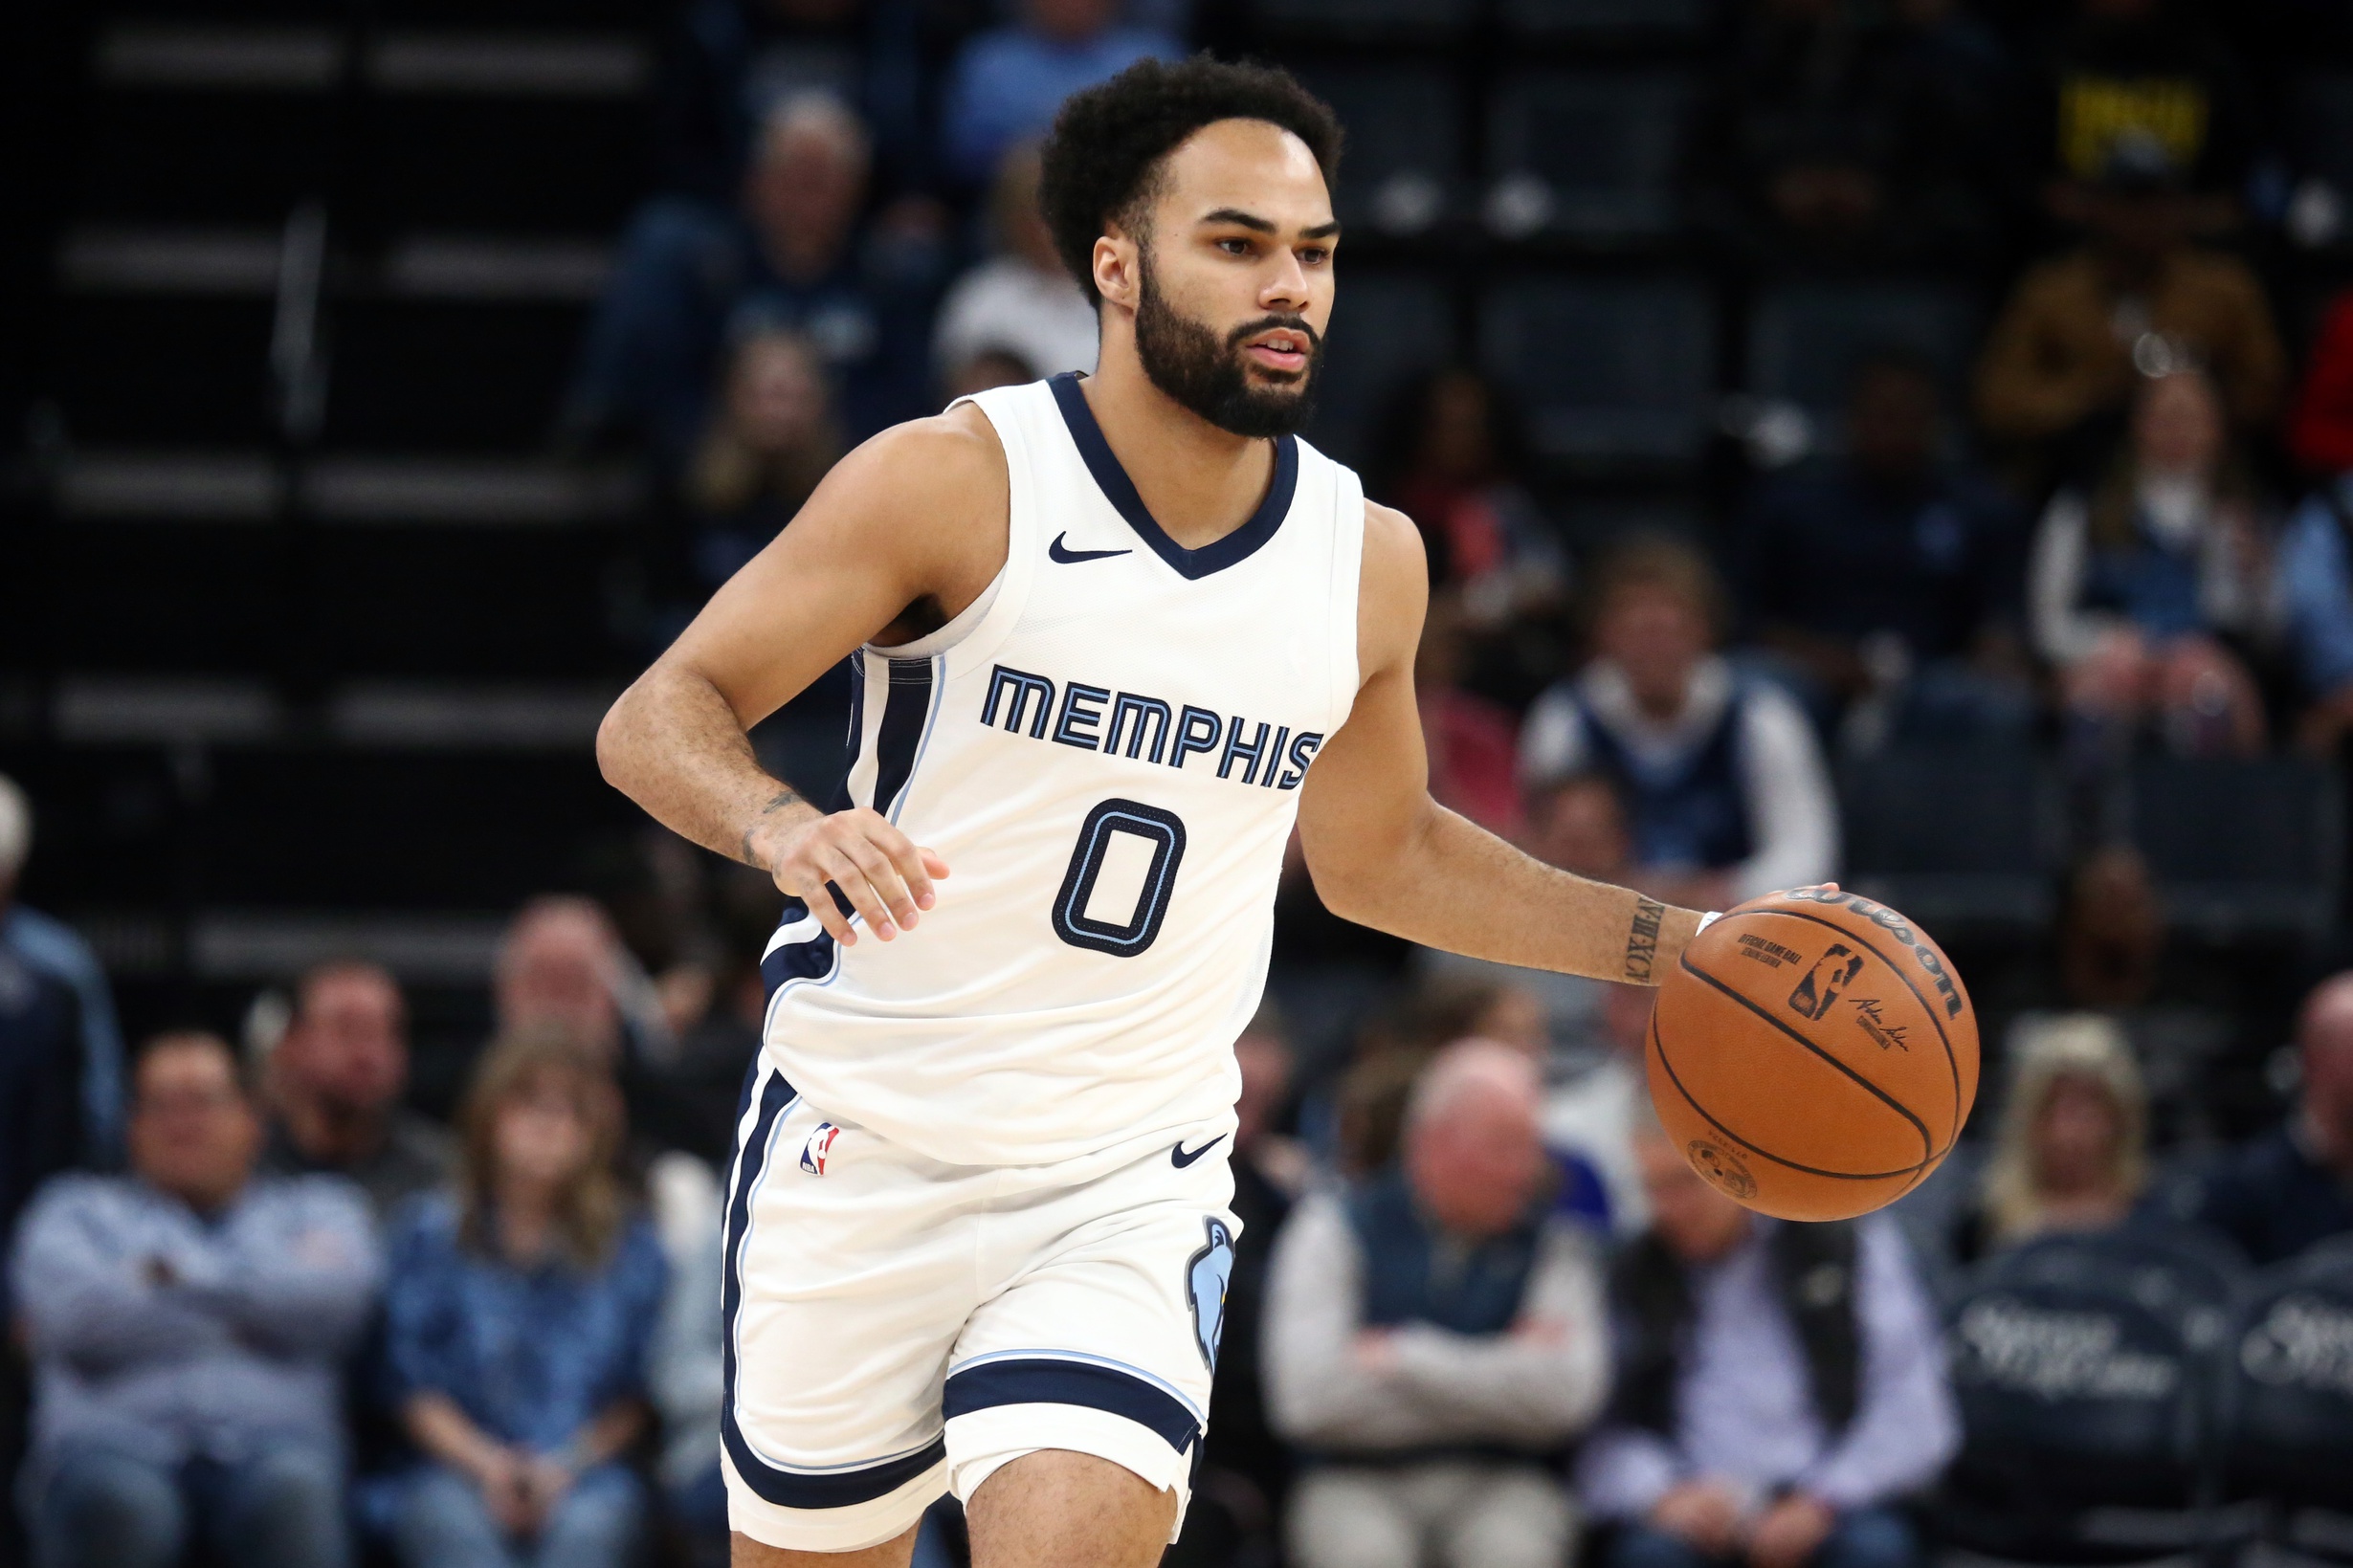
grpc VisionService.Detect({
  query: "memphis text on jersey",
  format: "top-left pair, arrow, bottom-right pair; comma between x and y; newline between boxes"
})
982,663 -> 1325,789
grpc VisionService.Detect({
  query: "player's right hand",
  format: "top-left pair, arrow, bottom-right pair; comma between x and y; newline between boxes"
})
761,806 -> 949,946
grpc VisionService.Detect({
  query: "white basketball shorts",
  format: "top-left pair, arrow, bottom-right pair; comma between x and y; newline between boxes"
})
720,1057 -> 1242,1554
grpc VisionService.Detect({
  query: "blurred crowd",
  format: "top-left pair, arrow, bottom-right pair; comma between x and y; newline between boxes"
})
19,0 -> 2353,1561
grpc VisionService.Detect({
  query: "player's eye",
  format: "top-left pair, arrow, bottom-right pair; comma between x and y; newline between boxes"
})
1299,247 -> 1331,266
1215,237 -> 1253,256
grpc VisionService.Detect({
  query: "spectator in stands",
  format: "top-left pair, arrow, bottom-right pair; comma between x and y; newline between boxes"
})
2173,972 -> 2353,1266
13,1030 -> 379,1568
382,1027 -> 666,1568
0,772 -> 125,1171
495,895 -> 661,1068
938,0 -> 1179,188
2028,365 -> 2273,762
685,325 -> 845,589
933,141 -> 1098,399
563,92 -> 929,470
1521,537 -> 1838,912
1371,368 -> 1569,711
1975,134 -> 2284,487
1265,1040 -> 1610,1568
261,960 -> 451,1218
1738,353 -> 2033,747
1579,1114 -> 1958,1568
1959,1014 -> 2149,1261
1684,0 -> 2009,265
2028,0 -> 2257,212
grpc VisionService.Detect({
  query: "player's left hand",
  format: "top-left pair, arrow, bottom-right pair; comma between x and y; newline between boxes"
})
1744,1491 -> 1835,1568
759,805 -> 951,946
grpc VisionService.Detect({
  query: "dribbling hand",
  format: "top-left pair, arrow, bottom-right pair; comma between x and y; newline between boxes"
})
757,806 -> 949,946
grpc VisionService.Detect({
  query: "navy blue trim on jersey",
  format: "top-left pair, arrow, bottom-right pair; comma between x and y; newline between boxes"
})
1048,372 -> 1297,581
721,1070 -> 949,1507
872,656 -> 936,819
832,654 -> 865,813
759,899 -> 842,1001
943,1357 -> 1202,1454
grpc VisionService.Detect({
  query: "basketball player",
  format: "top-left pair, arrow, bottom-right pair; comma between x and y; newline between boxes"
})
597,57 -> 1714,1568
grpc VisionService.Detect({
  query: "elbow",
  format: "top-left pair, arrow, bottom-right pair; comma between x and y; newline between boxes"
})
595,687 -> 637,792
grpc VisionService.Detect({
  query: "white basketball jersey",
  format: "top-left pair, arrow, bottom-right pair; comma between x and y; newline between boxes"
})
758,374 -> 1365,1167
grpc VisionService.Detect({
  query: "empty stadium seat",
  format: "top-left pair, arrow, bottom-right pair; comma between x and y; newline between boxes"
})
1302,270 -> 1455,469
2126,759 -> 2343,941
1292,65 -> 1462,238
1839,744 -> 2063,936
1478,276 -> 1715,464
1938,1228 -> 2243,1565
1484,72 -> 1692,239
1745,279 -> 1981,427
2220,1245 -> 2353,1564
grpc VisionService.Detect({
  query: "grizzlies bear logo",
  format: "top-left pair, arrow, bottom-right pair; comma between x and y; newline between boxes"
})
1187,1217 -> 1236,1372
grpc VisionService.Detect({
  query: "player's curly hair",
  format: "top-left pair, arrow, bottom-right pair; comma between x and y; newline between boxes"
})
1039,55 -> 1343,305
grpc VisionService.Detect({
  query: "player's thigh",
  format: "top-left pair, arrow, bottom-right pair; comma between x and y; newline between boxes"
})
724,1078 -> 977,1554
731,1524 -> 920,1568
940,1145 -> 1234,1525
966,1449 -> 1176,1568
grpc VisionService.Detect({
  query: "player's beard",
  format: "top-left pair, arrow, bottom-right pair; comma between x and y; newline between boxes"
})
1133,256 -> 1322,439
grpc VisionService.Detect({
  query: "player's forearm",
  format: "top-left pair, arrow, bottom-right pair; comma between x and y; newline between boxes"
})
596,660 -> 817,871
1312,802 -> 1706,984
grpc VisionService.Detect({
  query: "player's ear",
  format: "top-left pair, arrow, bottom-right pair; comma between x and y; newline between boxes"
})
1093,228 -> 1141,313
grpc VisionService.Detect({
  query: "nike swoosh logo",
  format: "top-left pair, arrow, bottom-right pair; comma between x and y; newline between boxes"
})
1049,532 -> 1132,563
1170,1134 -> 1228,1168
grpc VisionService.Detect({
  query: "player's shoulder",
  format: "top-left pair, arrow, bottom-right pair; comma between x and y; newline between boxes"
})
1359,499 -> 1426,584
832,401 -> 1007,513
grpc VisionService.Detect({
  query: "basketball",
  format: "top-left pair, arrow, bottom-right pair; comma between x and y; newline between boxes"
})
1649,886 -> 1980,1222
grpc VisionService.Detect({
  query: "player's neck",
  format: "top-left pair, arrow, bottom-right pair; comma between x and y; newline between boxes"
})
1079,357 -> 1277,553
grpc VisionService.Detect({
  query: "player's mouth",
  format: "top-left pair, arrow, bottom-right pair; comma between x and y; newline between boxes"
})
1238,328 -> 1311,375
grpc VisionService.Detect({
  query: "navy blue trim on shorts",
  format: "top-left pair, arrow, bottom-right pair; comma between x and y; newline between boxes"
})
758,901 -> 839,1002
943,1357 -> 1202,1454
721,1069 -> 949,1508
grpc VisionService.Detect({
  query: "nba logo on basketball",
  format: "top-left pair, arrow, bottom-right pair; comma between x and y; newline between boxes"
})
1787,944 -> 1864,1021
801,1122 -> 842,1176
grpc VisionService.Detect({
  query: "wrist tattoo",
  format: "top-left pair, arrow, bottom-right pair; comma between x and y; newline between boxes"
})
1623,895 -> 1666,983
738,786 -> 806,870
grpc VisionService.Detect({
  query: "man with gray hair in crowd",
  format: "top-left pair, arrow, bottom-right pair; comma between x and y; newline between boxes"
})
1264,1037 -> 1610,1568
0,773 -> 125,1185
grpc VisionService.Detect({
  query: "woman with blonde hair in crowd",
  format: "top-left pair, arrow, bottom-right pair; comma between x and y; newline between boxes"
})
381,1027 -> 667,1568
1965,1014 -> 2151,1261
2029,364 -> 2275,763
684,325 -> 844,590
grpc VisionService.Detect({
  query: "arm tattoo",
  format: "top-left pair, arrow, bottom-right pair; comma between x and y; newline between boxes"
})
1623,895 -> 1666,983
738,786 -> 807,870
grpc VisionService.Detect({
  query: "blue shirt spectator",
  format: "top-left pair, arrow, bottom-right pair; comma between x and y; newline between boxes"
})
939,0 -> 1178,188
12,1031 -> 380,1568
1737,358 -> 2031,742
0,774 -> 125,1167
381,1028 -> 666,1568
2161,972 -> 2353,1268
562,92 -> 932,472
1579,1124 -> 1956,1568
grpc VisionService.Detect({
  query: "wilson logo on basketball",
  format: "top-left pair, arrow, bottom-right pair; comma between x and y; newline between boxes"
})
1787,944 -> 1864,1021
1850,998 -> 1910,1051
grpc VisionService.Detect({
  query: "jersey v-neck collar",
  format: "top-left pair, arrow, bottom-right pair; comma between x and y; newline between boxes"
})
1047,371 -> 1298,581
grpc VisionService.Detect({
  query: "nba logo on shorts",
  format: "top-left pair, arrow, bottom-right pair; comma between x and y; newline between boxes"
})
801,1122 -> 842,1176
